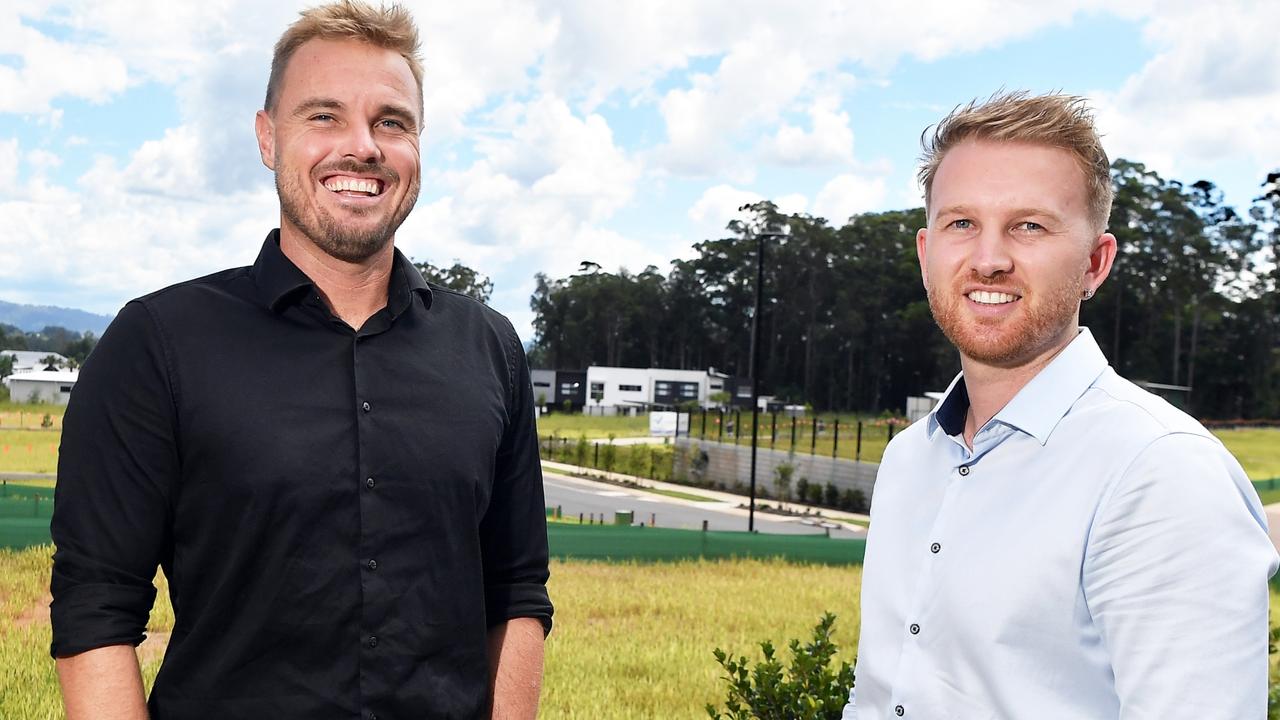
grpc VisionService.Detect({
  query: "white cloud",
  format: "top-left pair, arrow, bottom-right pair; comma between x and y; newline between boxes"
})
1095,0 -> 1280,182
0,139 -> 20,192
812,173 -> 887,224
760,95 -> 855,167
0,9 -> 130,114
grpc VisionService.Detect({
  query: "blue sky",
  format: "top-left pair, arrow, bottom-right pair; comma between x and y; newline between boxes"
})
1,1 -> 1277,340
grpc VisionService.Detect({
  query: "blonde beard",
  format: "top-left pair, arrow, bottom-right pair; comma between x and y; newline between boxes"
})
926,273 -> 1084,369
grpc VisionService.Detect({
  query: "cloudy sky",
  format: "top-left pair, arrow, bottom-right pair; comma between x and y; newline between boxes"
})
1,0 -> 1277,339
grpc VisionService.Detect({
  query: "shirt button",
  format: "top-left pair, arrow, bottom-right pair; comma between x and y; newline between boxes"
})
365,477 -> 376,489
930,542 -> 941,553
366,559 -> 378,571
958,465 -> 970,476
367,635 -> 378,648
362,401 -> 372,413
909,623 -> 920,635
895,705 -> 905,716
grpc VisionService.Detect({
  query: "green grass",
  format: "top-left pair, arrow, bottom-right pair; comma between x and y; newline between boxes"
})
0,431 -> 59,474
0,402 -> 64,431
0,546 -> 860,719
536,413 -> 650,438
642,487 -> 721,502
1216,428 -> 1280,482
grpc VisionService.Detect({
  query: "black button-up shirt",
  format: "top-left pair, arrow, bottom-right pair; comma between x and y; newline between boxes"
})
50,231 -> 553,719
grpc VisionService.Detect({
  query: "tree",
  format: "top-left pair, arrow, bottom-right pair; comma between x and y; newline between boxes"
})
0,354 -> 13,379
414,259 -> 494,303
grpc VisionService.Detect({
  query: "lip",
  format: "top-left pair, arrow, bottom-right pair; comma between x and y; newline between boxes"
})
317,173 -> 389,205
960,285 -> 1022,317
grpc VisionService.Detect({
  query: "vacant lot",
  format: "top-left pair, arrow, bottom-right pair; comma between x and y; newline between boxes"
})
1,547 -> 858,719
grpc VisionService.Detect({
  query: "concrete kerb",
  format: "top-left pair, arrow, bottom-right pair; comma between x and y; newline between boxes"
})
540,458 -> 871,531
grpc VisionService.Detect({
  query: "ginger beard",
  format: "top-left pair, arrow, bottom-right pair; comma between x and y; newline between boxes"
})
275,154 -> 420,264
925,265 -> 1087,369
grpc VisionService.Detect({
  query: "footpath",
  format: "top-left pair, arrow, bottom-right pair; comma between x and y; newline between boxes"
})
540,457 -> 871,533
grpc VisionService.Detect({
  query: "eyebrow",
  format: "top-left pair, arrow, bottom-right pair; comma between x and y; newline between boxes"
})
934,205 -> 1066,223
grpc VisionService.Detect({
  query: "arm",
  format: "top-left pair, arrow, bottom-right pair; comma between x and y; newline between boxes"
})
56,645 -> 149,720
50,302 -> 177,711
1083,433 -> 1279,719
486,617 -> 546,720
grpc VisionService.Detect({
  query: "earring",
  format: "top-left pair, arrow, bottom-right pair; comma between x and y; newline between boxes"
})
1081,288 -> 1094,300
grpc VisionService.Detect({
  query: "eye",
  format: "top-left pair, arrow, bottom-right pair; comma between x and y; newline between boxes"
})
948,218 -> 973,230
378,118 -> 407,130
309,113 -> 335,123
1014,221 -> 1045,232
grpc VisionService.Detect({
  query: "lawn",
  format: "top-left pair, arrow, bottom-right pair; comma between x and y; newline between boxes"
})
0,546 -> 860,719
1216,428 -> 1280,481
0,430 -> 60,474
4,546 -> 1280,717
536,412 -> 650,438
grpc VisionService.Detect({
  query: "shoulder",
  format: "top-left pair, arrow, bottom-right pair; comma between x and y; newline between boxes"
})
878,416 -> 932,467
1070,369 -> 1219,455
130,266 -> 256,324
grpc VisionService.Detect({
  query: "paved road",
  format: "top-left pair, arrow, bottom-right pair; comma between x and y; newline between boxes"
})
543,470 -> 864,539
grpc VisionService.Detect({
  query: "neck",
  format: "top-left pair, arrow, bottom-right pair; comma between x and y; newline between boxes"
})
958,326 -> 1079,447
278,224 -> 395,330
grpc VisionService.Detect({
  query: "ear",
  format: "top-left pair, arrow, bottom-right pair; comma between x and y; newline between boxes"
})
1083,232 -> 1118,296
255,110 -> 276,171
916,226 -> 930,288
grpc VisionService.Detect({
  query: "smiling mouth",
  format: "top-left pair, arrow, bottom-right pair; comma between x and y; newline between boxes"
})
322,176 -> 385,197
967,290 -> 1019,305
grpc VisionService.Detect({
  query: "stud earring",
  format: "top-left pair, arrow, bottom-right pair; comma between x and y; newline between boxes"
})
1082,289 -> 1094,300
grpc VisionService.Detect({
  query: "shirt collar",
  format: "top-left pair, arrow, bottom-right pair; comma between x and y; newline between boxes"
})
251,229 -> 433,314
926,328 -> 1109,445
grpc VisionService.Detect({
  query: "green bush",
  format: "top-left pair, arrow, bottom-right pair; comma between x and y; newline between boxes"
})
707,613 -> 854,720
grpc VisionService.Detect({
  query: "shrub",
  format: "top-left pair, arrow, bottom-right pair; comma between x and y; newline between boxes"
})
824,483 -> 839,508
707,613 -> 855,720
804,481 -> 823,506
775,463 -> 795,501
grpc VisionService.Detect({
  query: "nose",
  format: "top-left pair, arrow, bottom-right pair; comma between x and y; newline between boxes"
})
970,227 -> 1013,279
340,122 -> 383,164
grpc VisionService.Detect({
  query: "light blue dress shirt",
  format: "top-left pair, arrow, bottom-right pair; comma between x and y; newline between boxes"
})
845,329 -> 1278,719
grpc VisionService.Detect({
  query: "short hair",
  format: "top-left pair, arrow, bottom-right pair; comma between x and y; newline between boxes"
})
918,91 -> 1113,233
265,0 -> 424,119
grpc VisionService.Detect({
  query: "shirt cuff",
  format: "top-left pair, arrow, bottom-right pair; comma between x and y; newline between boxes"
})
485,582 -> 554,635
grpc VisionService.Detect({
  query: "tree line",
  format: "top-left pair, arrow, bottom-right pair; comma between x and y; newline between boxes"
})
528,161 -> 1280,420
0,325 -> 98,376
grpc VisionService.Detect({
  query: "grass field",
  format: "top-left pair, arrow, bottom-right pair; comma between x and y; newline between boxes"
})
2,402 -> 1277,481
4,546 -> 1280,717
0,430 -> 60,474
0,546 -> 860,719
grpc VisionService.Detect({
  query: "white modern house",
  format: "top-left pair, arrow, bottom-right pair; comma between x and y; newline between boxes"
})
583,366 -> 738,415
4,369 -> 80,405
1,350 -> 69,373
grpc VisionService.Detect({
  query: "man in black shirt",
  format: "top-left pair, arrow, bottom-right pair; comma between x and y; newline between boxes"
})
49,2 -> 553,718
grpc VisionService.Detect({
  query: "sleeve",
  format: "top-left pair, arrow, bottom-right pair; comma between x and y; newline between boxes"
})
478,325 -> 553,634
1082,432 -> 1278,719
49,300 -> 178,658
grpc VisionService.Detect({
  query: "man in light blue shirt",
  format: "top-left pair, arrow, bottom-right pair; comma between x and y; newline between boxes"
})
845,91 -> 1278,719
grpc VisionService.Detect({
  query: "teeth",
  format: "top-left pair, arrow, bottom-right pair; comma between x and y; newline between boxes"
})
324,177 -> 381,195
969,290 -> 1017,305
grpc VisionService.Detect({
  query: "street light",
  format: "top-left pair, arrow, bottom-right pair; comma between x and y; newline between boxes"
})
738,204 -> 791,532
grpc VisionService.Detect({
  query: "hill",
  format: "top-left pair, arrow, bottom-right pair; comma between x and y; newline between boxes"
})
0,299 -> 113,336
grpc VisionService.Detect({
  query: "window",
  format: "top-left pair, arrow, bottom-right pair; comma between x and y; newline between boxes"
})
590,382 -> 604,400
618,384 -> 642,392
710,382 -> 723,390
533,381 -> 551,388
680,384 -> 698,398
654,382 -> 672,394
60,385 -> 73,393
559,382 -> 579,396
736,385 -> 753,398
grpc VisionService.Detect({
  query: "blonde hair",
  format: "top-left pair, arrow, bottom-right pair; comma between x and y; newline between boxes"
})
918,91 -> 1113,232
265,0 -> 424,118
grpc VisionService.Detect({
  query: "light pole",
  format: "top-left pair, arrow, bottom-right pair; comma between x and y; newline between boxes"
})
739,205 -> 790,532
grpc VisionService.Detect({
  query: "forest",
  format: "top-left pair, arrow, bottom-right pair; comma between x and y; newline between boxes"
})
529,161 -> 1280,419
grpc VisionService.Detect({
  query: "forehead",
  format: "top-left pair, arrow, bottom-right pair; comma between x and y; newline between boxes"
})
931,139 -> 1088,219
277,37 -> 420,115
